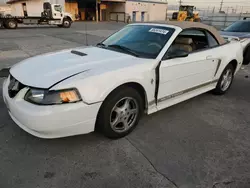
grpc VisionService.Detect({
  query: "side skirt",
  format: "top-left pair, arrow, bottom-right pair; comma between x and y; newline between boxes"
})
147,80 -> 218,114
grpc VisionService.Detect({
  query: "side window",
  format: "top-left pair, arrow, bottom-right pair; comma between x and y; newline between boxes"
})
180,29 -> 205,36
167,29 -> 209,55
206,32 -> 219,48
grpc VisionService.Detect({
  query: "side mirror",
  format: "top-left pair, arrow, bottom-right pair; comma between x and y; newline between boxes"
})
163,49 -> 189,60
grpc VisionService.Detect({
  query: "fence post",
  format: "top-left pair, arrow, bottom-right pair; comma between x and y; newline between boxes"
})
210,6 -> 215,26
224,8 -> 229,28
239,6 -> 243,20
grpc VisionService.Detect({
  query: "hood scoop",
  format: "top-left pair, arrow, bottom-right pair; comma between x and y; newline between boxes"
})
71,50 -> 87,56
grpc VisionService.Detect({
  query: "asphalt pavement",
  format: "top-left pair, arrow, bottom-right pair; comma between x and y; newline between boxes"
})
0,22 -> 250,188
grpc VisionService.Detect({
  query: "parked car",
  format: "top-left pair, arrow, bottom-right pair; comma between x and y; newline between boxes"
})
221,20 -> 250,65
3,22 -> 243,139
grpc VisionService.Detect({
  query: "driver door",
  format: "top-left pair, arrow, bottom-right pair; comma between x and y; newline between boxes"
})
157,29 -> 220,110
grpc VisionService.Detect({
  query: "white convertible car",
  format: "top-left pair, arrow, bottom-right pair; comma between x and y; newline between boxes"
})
3,22 -> 243,139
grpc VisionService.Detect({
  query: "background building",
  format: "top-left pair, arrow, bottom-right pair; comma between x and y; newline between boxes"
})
3,0 -> 167,22
65,0 -> 168,22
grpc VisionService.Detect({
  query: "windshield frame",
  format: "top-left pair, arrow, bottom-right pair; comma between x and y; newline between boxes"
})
97,24 -> 176,59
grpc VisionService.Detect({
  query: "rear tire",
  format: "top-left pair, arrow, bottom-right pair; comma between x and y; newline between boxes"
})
96,86 -> 144,139
243,46 -> 250,65
213,64 -> 234,95
5,19 -> 17,29
62,18 -> 71,28
0,20 -> 3,28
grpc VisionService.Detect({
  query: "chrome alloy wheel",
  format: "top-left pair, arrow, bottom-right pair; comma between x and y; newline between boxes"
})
110,97 -> 139,133
220,69 -> 233,91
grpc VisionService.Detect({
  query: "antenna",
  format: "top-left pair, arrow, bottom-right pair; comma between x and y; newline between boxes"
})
85,22 -> 88,46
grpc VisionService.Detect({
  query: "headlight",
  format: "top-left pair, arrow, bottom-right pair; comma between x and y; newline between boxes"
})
24,88 -> 81,105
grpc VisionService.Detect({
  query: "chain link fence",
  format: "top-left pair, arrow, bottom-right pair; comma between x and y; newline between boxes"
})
167,6 -> 250,30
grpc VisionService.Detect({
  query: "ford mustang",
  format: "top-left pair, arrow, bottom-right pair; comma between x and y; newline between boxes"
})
2,21 -> 244,139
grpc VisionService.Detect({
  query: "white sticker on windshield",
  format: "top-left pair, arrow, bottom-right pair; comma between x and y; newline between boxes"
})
149,28 -> 169,35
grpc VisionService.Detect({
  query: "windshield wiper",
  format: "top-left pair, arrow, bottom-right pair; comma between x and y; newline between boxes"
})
108,44 -> 139,57
96,42 -> 106,48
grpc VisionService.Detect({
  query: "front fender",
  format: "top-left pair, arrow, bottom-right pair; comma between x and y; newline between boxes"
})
51,65 -> 156,105
63,13 -> 74,22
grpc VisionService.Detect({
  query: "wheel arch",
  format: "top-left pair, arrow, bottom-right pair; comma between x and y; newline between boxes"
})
243,44 -> 250,55
102,82 -> 148,111
64,16 -> 73,22
243,44 -> 250,65
95,81 -> 148,131
228,59 -> 238,73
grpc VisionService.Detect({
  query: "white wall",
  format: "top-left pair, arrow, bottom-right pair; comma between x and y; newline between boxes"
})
125,1 -> 167,22
148,2 -> 167,21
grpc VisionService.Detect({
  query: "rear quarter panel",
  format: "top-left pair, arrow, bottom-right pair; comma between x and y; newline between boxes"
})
214,41 -> 243,79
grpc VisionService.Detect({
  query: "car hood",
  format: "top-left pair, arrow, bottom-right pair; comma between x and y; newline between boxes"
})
10,47 -> 138,88
220,31 -> 250,38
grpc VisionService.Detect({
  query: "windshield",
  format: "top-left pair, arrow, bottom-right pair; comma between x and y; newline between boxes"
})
224,21 -> 250,32
100,25 -> 175,58
54,5 -> 62,12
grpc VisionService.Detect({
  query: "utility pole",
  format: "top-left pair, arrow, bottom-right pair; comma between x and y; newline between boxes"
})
179,0 -> 182,6
219,0 -> 224,12
96,0 -> 99,22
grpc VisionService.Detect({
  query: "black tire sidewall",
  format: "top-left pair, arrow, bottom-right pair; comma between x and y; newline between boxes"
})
63,18 -> 71,28
243,46 -> 250,65
97,87 -> 144,138
6,19 -> 17,29
214,64 -> 234,95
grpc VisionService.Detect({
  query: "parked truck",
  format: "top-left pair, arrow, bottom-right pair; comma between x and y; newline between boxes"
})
0,2 -> 73,29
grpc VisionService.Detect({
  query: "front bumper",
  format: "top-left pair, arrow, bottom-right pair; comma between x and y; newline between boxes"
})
2,78 -> 102,139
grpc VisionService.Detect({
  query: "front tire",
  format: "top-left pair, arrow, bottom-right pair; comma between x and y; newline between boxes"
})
62,18 -> 71,28
96,86 -> 144,139
213,64 -> 234,95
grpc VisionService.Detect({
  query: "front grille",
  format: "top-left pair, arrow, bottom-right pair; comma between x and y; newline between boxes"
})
8,75 -> 26,98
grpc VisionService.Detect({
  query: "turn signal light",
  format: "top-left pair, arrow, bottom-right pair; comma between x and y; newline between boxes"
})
60,90 -> 79,103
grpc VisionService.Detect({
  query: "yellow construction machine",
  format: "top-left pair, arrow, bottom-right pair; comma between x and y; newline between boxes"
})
172,5 -> 201,22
